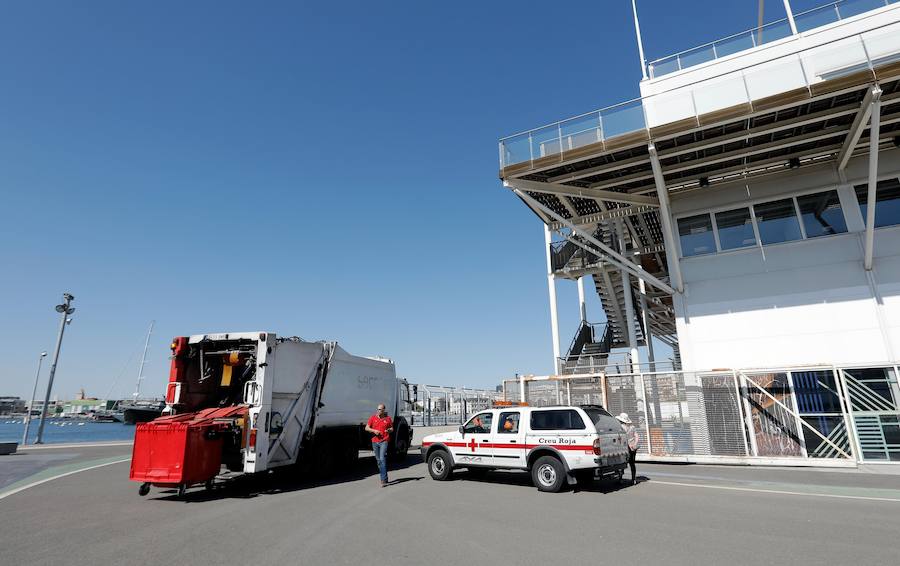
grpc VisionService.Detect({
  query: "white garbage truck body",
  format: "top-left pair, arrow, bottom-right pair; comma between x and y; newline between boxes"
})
133,332 -> 412,491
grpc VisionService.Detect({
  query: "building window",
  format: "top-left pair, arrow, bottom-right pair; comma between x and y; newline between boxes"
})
754,198 -> 803,245
797,190 -> 848,238
715,207 -> 756,250
855,178 -> 900,228
678,213 -> 716,257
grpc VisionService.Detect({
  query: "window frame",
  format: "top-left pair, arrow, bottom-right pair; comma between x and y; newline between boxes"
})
497,411 -> 521,434
463,411 -> 494,434
674,184 -> 856,258
529,409 -> 587,431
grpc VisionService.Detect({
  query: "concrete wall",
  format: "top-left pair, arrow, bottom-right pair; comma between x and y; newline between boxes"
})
671,149 -> 900,370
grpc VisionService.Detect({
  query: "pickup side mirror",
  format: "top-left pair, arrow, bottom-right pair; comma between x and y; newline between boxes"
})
458,425 -> 465,437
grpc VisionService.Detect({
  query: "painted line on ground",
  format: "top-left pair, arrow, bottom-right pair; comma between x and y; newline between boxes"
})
19,441 -> 133,450
0,457 -> 130,501
650,479 -> 900,503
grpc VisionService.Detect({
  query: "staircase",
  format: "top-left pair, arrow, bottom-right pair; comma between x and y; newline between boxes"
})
558,321 -> 614,375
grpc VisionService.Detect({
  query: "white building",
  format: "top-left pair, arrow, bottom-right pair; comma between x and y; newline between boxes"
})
500,1 -> 900,466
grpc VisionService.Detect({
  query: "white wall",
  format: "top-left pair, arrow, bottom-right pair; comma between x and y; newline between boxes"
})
671,150 -> 900,370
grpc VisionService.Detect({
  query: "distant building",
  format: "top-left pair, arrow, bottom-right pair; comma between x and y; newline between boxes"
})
62,398 -> 118,415
0,397 -> 26,415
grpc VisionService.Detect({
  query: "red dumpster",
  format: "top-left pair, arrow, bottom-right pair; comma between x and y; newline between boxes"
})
130,406 -> 247,490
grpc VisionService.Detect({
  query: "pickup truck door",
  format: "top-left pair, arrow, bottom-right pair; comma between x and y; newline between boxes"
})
453,412 -> 495,467
492,411 -> 526,468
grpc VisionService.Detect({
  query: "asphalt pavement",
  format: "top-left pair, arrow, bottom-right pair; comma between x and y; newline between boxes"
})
1,434 -> 899,566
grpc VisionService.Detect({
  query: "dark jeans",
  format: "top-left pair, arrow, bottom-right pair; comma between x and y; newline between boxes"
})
373,440 -> 389,483
628,448 -> 637,481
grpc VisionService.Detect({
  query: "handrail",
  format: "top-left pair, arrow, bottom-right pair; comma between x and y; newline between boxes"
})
647,16 -> 791,67
498,96 -> 643,142
498,13 -> 900,169
646,0 -> 893,78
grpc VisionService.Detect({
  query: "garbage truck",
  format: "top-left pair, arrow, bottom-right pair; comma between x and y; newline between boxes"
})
129,332 -> 413,497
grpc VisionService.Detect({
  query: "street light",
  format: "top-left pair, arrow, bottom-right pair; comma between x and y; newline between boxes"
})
35,293 -> 75,445
21,351 -> 48,444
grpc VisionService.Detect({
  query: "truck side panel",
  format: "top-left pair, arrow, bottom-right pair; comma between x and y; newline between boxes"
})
316,345 -> 397,430
264,341 -> 330,469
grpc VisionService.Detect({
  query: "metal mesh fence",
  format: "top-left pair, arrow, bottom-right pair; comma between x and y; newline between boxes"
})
411,384 -> 500,426
501,367 -> 889,463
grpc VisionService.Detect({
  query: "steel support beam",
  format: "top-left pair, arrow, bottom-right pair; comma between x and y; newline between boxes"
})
865,96 -> 882,271
512,186 -> 676,295
544,225 -> 562,369
548,203 -> 657,230
507,178 -> 659,207
838,85 -> 881,171
647,144 -> 684,293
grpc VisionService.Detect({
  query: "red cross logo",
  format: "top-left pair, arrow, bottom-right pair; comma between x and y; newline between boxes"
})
468,438 -> 478,452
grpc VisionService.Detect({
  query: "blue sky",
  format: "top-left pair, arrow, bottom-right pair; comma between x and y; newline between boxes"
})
1,1 -> 797,400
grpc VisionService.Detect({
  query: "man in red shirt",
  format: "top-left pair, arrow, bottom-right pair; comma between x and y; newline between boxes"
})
365,403 -> 393,486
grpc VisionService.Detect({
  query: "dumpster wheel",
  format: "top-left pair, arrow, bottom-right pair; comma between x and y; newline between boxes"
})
177,484 -> 186,498
138,483 -> 150,497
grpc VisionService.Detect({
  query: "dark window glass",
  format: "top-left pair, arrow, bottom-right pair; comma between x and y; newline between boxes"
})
498,412 -> 520,434
855,178 -> 900,228
715,208 -> 756,250
530,409 -> 586,431
678,214 -> 716,256
463,412 -> 493,434
754,198 -> 802,244
797,190 -> 847,238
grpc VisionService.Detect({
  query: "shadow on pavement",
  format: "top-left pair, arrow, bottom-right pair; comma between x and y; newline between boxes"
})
149,453 -> 425,503
453,469 -> 649,494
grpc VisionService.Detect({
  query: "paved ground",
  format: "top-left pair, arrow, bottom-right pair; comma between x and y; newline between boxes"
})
1,433 -> 899,566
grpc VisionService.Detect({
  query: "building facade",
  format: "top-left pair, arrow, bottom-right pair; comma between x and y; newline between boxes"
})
499,1 -> 900,465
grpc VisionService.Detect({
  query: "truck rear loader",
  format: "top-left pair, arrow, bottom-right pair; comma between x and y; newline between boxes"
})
129,332 -> 413,497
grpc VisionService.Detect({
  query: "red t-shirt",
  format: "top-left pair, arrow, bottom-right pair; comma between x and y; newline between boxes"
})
367,414 -> 393,443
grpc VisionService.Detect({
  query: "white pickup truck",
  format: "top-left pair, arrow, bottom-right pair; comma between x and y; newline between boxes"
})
421,405 -> 628,492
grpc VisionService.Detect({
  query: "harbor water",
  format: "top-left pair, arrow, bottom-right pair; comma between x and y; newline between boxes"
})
0,420 -> 136,445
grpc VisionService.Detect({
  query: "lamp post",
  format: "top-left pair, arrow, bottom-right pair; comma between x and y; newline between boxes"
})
22,351 -> 48,444
35,293 -> 75,445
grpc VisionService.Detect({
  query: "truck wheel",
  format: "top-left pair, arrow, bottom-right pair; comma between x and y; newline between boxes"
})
427,450 -> 453,481
532,456 -> 565,493
313,441 -> 334,478
390,427 -> 410,462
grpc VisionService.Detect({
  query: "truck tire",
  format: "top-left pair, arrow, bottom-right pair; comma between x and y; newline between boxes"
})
389,426 -> 410,462
531,455 -> 565,493
313,441 -> 334,478
427,450 -> 453,481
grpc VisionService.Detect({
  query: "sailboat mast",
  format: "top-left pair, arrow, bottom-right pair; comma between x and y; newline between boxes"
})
133,320 -> 155,400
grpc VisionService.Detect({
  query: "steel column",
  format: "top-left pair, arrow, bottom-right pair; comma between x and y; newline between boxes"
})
865,96 -> 882,271
647,144 -> 684,293
544,225 -> 562,369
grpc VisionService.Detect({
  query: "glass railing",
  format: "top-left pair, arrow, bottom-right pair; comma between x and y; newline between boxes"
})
647,0 -> 896,79
649,18 -> 793,78
498,18 -> 900,170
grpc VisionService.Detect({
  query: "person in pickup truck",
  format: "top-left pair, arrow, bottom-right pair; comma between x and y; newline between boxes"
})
365,404 -> 393,487
616,413 -> 639,485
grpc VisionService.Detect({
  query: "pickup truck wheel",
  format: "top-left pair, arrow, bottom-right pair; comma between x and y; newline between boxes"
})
532,456 -> 565,493
427,450 -> 453,481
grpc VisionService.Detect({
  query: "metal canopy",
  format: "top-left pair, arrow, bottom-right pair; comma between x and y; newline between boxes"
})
502,74 -> 900,363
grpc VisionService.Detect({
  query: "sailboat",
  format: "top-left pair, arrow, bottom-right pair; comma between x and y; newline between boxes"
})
119,321 -> 165,425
